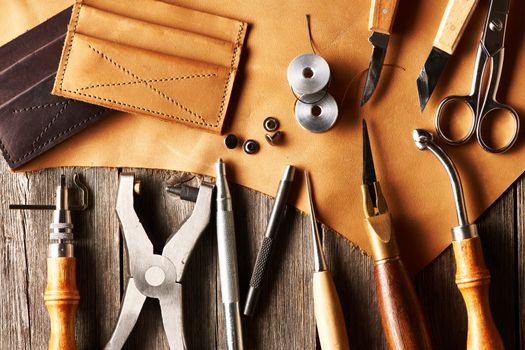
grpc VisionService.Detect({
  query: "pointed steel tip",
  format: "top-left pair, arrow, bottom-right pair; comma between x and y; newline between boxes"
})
282,165 -> 296,182
413,129 -> 433,150
416,76 -> 430,112
362,119 -> 377,185
217,158 -> 224,163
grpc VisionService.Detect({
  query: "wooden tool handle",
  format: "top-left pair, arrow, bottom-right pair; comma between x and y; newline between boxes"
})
44,257 -> 80,350
374,258 -> 432,350
433,0 -> 480,54
452,237 -> 504,350
313,271 -> 350,350
369,0 -> 400,34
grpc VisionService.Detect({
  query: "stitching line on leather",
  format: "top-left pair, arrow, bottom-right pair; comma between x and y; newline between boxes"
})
74,73 -> 217,92
12,102 -> 69,114
57,0 -> 245,130
32,100 -> 71,147
87,44 -> 209,125
0,108 -> 107,165
215,22 -> 244,128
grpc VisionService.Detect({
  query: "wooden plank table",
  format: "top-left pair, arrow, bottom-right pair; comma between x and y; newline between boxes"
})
1,160 -> 523,349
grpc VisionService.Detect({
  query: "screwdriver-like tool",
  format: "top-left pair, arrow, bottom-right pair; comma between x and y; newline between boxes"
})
361,0 -> 400,106
361,120 -> 432,349
413,129 -> 504,349
10,174 -> 88,350
305,171 -> 350,350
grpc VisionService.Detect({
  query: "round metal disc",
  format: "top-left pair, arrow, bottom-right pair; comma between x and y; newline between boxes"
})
287,53 -> 330,96
295,92 -> 338,133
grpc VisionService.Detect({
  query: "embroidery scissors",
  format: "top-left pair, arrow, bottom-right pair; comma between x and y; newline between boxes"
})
435,0 -> 519,153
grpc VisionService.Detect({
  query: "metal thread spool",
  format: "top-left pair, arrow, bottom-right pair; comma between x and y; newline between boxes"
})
295,92 -> 338,133
287,53 -> 330,103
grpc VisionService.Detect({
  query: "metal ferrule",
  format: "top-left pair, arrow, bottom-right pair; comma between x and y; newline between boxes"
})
452,224 -> 478,241
48,242 -> 74,258
361,183 -> 399,262
49,179 -> 74,257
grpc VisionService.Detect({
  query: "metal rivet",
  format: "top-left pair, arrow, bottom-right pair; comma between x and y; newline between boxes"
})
489,19 -> 503,32
243,139 -> 260,154
224,134 -> 239,149
265,131 -> 283,146
134,180 -> 142,195
263,117 -> 280,132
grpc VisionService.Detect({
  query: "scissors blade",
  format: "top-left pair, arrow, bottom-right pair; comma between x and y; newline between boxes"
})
361,32 -> 390,106
416,47 -> 451,111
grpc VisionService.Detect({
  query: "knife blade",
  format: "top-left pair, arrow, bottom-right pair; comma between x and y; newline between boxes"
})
361,0 -> 399,106
416,0 -> 480,111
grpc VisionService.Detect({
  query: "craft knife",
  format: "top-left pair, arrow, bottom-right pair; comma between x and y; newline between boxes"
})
361,0 -> 400,106
416,0 -> 480,111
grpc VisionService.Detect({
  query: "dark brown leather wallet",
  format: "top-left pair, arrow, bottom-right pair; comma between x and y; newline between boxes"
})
0,7 -> 109,169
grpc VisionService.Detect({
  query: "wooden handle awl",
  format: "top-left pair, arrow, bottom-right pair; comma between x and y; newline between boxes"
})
44,257 -> 79,350
374,258 -> 432,350
369,0 -> 400,34
452,237 -> 504,350
433,0 -> 480,54
313,271 -> 350,350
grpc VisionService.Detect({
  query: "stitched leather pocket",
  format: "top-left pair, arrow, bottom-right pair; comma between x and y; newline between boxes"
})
53,0 -> 247,134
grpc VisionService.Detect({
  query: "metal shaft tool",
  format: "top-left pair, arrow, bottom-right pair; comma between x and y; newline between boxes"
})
10,174 -> 88,350
361,120 -> 432,349
413,129 -> 504,349
216,159 -> 245,350
305,171 -> 350,350
416,0 -> 480,111
361,0 -> 400,105
244,165 -> 296,316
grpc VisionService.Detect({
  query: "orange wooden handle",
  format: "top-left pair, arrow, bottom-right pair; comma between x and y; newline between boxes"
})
374,258 -> 432,349
369,0 -> 400,34
452,237 -> 504,350
313,271 -> 350,350
44,257 -> 79,350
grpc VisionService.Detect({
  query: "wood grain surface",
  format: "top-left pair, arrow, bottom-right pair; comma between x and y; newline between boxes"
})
0,160 -> 522,349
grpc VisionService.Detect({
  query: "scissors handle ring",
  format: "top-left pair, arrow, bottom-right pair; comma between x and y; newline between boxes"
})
435,95 -> 477,145
476,103 -> 520,153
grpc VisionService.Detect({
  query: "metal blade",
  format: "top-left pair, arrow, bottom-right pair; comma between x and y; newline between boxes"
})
361,32 -> 390,106
416,47 -> 451,111
362,119 -> 377,208
362,119 -> 377,186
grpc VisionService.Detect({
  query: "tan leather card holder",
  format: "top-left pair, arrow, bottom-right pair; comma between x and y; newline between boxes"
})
52,0 -> 247,133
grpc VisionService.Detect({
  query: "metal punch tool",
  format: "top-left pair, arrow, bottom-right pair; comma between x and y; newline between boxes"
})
435,0 -> 519,153
104,173 -> 214,350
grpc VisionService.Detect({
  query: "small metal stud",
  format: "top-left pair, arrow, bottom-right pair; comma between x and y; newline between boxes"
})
263,117 -> 280,132
265,131 -> 283,146
243,139 -> 260,154
224,134 -> 239,149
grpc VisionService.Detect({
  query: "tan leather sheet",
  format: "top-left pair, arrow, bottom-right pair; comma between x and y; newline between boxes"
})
6,0 -> 525,272
52,0 -> 247,134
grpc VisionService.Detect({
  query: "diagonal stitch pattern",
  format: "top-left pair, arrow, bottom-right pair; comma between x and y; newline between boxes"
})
74,73 -> 217,92
32,100 -> 71,148
13,101 -> 69,114
88,44 -> 209,125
